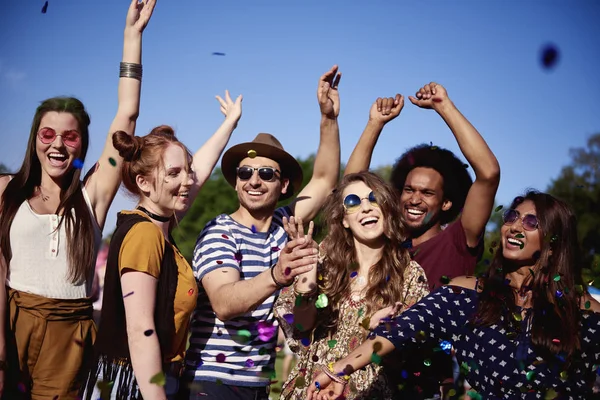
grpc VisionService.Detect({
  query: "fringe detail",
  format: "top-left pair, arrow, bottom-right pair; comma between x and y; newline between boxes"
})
80,355 -> 142,400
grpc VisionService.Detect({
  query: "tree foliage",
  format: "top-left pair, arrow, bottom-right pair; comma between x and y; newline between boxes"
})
0,163 -> 9,174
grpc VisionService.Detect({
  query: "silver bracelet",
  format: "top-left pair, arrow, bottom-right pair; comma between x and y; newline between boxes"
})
119,62 -> 142,81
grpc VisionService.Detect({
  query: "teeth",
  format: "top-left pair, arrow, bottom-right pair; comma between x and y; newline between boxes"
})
360,217 -> 378,225
248,191 -> 263,195
179,192 -> 189,197
48,153 -> 66,159
407,209 -> 424,215
507,238 -> 523,246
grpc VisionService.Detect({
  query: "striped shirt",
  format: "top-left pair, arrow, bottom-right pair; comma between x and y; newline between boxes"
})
184,207 -> 291,387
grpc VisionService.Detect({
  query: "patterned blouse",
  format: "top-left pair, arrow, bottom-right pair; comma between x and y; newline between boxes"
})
274,260 -> 429,399
373,285 -> 600,399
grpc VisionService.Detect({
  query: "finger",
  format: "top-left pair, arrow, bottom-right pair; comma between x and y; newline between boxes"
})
408,96 -> 419,105
215,95 -> 227,109
307,221 -> 315,238
288,263 -> 316,278
394,93 -> 402,105
416,89 -> 423,99
235,94 -> 243,104
376,97 -> 382,112
423,85 -> 432,98
296,217 -> 305,239
143,0 -> 157,18
319,82 -> 331,102
429,82 -> 438,95
220,107 -> 227,115
319,65 -> 338,85
384,97 -> 394,114
225,89 -> 233,104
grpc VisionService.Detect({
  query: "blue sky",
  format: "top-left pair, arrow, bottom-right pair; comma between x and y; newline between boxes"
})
1,0 -> 599,237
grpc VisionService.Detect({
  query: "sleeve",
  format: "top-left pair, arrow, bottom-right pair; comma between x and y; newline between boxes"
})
119,221 -> 164,278
373,286 -> 474,350
192,219 -> 239,281
399,261 -> 430,312
447,219 -> 484,261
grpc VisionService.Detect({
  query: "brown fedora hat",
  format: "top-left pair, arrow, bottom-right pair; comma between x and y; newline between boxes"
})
221,133 -> 303,200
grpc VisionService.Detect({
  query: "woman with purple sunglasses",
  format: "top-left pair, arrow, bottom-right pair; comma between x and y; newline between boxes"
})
308,190 -> 600,400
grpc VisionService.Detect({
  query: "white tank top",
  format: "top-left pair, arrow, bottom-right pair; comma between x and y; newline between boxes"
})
7,186 -> 102,299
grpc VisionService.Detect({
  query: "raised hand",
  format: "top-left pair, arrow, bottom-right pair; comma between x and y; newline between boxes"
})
283,216 -> 314,242
216,90 -> 243,127
368,94 -> 404,126
125,0 -> 156,33
272,235 -> 318,287
408,82 -> 449,110
317,65 -> 342,119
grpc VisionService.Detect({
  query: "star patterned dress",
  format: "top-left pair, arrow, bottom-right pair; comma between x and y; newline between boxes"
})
373,285 -> 600,399
274,260 -> 429,400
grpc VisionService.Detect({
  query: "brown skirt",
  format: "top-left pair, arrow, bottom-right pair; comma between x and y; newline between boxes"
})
5,287 -> 96,400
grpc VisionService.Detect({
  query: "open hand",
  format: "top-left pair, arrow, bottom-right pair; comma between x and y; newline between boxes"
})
369,94 -> 404,126
408,82 -> 449,110
216,90 -> 243,126
317,65 -> 342,119
273,236 -> 318,287
307,372 -> 345,400
125,0 -> 156,33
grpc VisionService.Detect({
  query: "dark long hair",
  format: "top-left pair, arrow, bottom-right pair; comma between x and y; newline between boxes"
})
475,190 -> 584,364
319,172 -> 412,330
0,97 -> 95,284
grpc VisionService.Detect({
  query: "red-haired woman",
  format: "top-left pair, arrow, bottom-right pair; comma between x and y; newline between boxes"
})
275,171 -> 429,399
0,1 -> 155,398
81,91 -> 242,400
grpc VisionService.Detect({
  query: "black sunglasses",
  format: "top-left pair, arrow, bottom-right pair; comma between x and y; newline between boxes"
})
502,209 -> 539,231
236,166 -> 281,182
343,191 -> 379,214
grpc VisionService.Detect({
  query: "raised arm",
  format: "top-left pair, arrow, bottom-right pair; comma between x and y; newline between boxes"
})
409,83 -> 500,247
85,0 -> 156,230
176,91 -> 242,221
289,65 -> 341,221
344,94 -> 404,176
0,175 -> 10,396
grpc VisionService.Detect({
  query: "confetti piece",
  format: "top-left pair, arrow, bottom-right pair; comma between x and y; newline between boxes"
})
217,329 -> 223,336
216,353 -> 226,363
212,52 -> 226,56
144,329 -> 154,336
236,329 -> 252,343
188,288 -> 195,296
371,353 -> 382,364
494,205 -> 503,212
423,359 -> 431,366
251,225 -> 257,233
245,359 -> 254,368
315,293 -> 329,308
312,355 -> 319,362
541,44 -> 560,70
108,157 -> 117,167
235,251 -> 243,263
513,312 -> 523,322
553,274 -> 561,282
440,340 -> 452,354
258,347 -> 267,355
559,370 -> 568,380
216,260 -> 223,264
271,246 -> 280,252
552,338 -> 560,344
295,377 -> 306,387
545,389 -> 558,399
283,314 -> 294,324
257,321 -> 277,342
519,243 -> 524,250
301,337 -> 311,346
360,317 -> 371,330
401,240 -> 412,249
515,233 -> 524,239
150,371 -> 166,386
216,379 -> 223,385
526,370 -> 536,380
221,234 -> 229,239
327,340 -> 337,349
123,291 -> 134,298
440,275 -> 450,284
350,271 -> 358,278
462,163 -> 469,169
585,301 -> 591,309
415,330 -> 427,341
466,390 -> 482,400
284,267 -> 291,276
247,149 -> 257,158
448,389 -> 456,396
73,158 -> 84,169
575,285 -> 583,295
555,290 -> 563,298
41,1 -> 48,14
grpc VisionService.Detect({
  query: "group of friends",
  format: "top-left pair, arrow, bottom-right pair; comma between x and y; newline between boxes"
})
1,1 -> 599,399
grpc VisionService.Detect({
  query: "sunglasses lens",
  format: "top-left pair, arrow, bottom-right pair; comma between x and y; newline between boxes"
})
38,129 -> 56,144
503,209 -> 518,224
368,191 -> 379,207
237,167 -> 253,180
258,168 -> 275,181
343,194 -> 361,213
522,215 -> 539,231
62,132 -> 80,147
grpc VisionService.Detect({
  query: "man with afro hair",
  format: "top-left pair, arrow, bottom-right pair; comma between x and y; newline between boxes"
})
345,82 -> 499,289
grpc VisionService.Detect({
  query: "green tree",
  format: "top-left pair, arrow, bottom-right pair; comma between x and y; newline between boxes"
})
546,133 -> 600,288
0,163 -> 9,174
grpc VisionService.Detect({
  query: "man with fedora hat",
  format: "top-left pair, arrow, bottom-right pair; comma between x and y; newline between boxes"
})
181,65 -> 342,399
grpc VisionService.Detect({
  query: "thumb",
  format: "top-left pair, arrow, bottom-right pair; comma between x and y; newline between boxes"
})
236,94 -> 243,104
408,96 -> 419,106
394,93 -> 402,105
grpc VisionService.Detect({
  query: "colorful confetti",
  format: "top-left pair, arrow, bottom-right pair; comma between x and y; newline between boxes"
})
494,205 -> 503,212
315,293 -> 329,308
301,337 -> 311,346
371,353 -> 382,364
144,329 -> 154,336
257,321 -> 277,342
149,371 -> 166,386
350,271 -> 358,278
216,353 -> 226,363
188,288 -> 195,296
41,1 -> 48,14
251,225 -> 257,233
123,291 -> 134,298
73,158 -> 84,169
245,359 -> 254,368
440,275 -> 450,284
247,149 -> 257,158
541,44 -> 560,70
283,314 -> 294,324
327,340 -> 337,349
108,157 -> 117,167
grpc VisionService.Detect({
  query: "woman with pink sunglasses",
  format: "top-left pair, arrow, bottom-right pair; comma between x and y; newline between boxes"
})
0,1 -> 156,398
